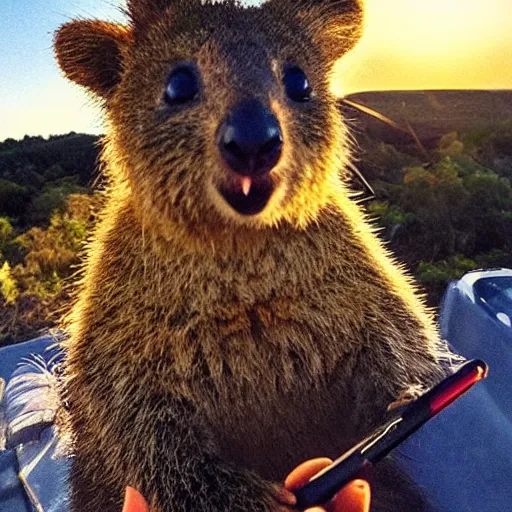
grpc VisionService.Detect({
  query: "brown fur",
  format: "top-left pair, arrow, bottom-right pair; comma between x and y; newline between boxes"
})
54,1 -> 453,511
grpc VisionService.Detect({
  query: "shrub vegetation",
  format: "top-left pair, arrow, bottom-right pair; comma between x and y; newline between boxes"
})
1,123 -> 511,346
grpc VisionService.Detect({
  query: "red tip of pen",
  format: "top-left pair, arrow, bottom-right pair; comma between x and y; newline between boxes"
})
430,364 -> 487,415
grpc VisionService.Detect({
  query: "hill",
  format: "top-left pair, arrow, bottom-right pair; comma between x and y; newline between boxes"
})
342,89 -> 512,147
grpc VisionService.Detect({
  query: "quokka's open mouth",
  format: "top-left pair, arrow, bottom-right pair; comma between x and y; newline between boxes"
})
218,174 -> 275,216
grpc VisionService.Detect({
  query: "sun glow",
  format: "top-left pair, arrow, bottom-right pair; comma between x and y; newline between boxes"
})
373,0 -> 499,57
333,0 -> 512,95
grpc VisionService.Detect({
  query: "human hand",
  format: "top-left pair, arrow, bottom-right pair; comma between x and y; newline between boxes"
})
283,457 -> 371,512
121,458 -> 371,512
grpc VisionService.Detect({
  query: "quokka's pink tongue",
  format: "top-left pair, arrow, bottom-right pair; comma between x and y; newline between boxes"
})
241,177 -> 252,196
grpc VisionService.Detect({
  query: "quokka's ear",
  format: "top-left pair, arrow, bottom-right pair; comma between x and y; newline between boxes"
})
54,20 -> 132,99
266,0 -> 364,63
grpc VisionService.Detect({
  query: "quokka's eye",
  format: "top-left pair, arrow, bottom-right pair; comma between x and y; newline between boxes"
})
164,66 -> 200,105
283,66 -> 312,103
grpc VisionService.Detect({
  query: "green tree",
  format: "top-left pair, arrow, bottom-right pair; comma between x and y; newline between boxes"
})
0,179 -> 31,217
27,178 -> 88,225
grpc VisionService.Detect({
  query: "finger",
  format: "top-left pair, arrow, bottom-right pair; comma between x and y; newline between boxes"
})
328,479 -> 371,512
272,484 -> 298,507
122,487 -> 150,512
285,458 -> 333,491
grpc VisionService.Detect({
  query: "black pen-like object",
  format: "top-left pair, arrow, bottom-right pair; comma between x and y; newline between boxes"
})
294,359 -> 489,510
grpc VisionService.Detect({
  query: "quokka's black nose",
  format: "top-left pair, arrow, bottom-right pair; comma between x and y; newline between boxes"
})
217,99 -> 283,177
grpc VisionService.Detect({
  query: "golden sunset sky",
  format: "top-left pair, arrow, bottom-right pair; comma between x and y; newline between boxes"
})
1,0 -> 511,141
334,0 -> 512,95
